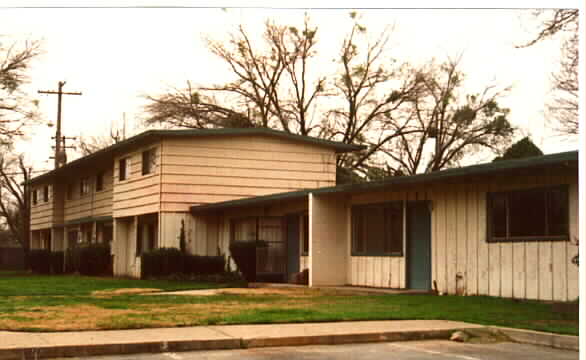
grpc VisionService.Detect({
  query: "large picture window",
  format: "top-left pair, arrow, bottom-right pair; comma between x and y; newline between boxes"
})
487,185 -> 569,242
352,201 -> 403,256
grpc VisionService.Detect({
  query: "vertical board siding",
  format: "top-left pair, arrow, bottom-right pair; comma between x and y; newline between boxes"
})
455,190 -> 467,295
466,184 -> 478,296
566,180 -> 579,301
434,173 -> 577,301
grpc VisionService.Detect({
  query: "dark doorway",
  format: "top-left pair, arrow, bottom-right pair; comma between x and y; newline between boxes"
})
407,201 -> 432,290
286,215 -> 300,279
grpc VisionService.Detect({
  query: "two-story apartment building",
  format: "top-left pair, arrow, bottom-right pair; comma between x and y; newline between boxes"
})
29,128 -> 360,278
29,128 -> 579,302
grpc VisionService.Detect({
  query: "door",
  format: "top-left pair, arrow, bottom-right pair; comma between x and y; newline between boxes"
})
407,201 -> 432,290
286,215 -> 300,279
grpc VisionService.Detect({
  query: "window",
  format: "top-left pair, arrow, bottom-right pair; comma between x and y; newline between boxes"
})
487,186 -> 569,242
96,172 -> 104,192
352,201 -> 403,256
80,177 -> 90,196
119,158 -> 129,181
43,185 -> 49,202
142,148 -> 157,175
32,188 -> 38,205
67,184 -> 74,200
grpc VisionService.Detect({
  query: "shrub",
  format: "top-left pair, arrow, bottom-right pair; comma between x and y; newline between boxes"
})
141,247 -> 225,279
184,255 -> 225,275
28,249 -> 51,274
229,240 -> 268,282
50,251 -> 64,275
67,244 -> 112,276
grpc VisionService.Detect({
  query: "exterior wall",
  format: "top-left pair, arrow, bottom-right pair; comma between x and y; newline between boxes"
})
160,135 -> 336,212
426,172 -> 579,302
309,194 -> 348,286
113,143 -> 161,218
30,183 -> 54,231
64,168 -> 113,222
345,170 -> 578,301
348,190 -> 413,289
112,216 -> 140,278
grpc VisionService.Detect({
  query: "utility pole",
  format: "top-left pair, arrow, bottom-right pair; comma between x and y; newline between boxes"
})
38,81 -> 82,169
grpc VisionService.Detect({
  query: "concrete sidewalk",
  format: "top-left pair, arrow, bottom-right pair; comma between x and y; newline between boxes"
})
0,320 -> 578,360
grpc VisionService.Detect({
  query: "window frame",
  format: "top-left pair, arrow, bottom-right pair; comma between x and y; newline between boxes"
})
486,185 -> 570,243
119,158 -> 129,181
32,188 -> 38,205
96,172 -> 104,192
141,148 -> 157,176
80,177 -> 90,197
43,185 -> 49,203
351,201 -> 404,257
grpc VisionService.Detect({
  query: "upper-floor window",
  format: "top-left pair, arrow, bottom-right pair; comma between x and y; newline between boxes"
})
43,185 -> 50,202
80,177 -> 90,196
96,172 -> 104,192
32,188 -> 38,205
119,158 -> 130,181
487,185 -> 569,242
351,201 -> 404,256
67,184 -> 74,200
142,148 -> 157,175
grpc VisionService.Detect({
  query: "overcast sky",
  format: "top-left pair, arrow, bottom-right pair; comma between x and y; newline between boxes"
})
1,2 -> 582,172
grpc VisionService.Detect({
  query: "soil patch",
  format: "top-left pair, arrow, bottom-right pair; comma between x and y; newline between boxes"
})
92,288 -> 161,296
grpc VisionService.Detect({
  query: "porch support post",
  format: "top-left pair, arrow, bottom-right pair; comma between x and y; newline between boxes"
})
309,193 -> 349,287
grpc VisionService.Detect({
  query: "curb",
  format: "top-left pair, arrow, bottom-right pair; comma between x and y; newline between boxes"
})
487,326 -> 578,352
0,325 -> 577,359
0,328 -> 458,360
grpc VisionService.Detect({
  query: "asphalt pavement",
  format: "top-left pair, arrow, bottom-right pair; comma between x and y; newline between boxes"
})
72,341 -> 579,360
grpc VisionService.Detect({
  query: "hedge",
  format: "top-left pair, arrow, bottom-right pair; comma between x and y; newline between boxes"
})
28,249 -> 64,274
65,244 -> 112,276
141,247 -> 225,279
28,249 -> 51,274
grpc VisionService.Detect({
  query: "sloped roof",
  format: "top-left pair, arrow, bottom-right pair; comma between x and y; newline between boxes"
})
190,150 -> 578,214
29,128 -> 364,185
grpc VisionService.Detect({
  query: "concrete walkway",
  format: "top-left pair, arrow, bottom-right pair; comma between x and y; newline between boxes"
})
0,320 -> 578,360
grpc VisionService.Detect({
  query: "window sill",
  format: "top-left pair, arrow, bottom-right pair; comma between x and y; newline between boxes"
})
351,253 -> 404,257
487,235 -> 569,243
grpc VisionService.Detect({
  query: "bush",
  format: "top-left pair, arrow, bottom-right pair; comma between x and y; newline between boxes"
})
184,255 -> 225,275
50,251 -> 64,275
28,249 -> 51,274
67,244 -> 112,276
229,240 -> 268,282
141,247 -> 226,279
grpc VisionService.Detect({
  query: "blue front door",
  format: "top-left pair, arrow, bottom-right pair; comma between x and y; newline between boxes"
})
407,201 -> 432,290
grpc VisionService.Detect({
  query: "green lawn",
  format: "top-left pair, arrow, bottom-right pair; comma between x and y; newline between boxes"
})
0,272 -> 578,336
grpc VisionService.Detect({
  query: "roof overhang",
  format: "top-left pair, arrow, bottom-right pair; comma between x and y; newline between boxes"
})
29,128 -> 365,186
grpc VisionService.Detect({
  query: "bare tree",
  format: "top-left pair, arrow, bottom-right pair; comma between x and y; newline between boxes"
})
77,126 -> 125,156
0,155 -> 31,254
381,59 -> 514,175
326,16 -> 424,176
145,14 -> 517,180
0,38 -> 42,147
519,9 -> 579,135
145,15 -> 326,134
